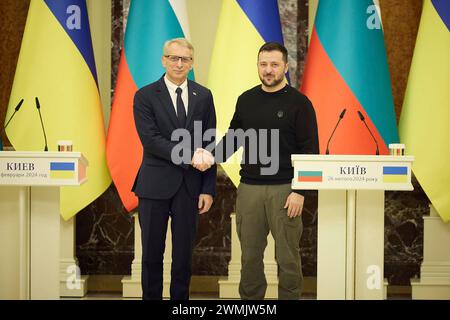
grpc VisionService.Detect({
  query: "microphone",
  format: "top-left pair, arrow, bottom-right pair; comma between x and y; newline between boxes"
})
1,99 -> 24,135
35,97 -> 48,151
357,110 -> 379,155
325,108 -> 346,155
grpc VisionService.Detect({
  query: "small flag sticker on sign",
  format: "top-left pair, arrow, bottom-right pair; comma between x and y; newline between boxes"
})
382,166 -> 408,183
50,162 -> 75,179
298,171 -> 323,182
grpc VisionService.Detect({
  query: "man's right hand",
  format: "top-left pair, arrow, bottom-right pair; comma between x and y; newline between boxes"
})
192,148 -> 214,171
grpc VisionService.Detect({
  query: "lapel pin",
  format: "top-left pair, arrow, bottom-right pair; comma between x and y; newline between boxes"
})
193,91 -> 197,96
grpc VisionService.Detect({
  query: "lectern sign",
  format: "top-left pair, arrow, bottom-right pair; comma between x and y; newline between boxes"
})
292,155 -> 413,191
0,151 -> 87,186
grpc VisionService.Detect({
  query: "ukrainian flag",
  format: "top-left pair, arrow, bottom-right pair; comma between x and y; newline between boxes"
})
50,162 -> 76,180
382,166 -> 408,184
301,0 -> 399,155
5,0 -> 111,220
208,0 -> 285,186
399,0 -> 450,222
106,0 -> 193,212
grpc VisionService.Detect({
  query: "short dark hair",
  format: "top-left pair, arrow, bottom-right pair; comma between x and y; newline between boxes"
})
258,42 -> 288,63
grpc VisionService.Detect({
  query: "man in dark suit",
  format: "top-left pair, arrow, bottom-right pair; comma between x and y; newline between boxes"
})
132,38 -> 216,300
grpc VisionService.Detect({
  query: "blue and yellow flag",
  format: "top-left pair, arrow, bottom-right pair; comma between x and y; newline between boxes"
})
399,0 -> 450,222
208,0 -> 284,186
6,0 -> 111,220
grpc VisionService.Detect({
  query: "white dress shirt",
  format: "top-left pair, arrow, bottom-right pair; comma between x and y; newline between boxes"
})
164,75 -> 189,116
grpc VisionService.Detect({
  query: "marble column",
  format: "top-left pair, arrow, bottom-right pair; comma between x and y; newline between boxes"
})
60,216 -> 89,297
411,205 -> 450,299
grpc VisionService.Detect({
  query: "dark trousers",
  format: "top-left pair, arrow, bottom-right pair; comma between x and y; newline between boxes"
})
138,182 -> 199,300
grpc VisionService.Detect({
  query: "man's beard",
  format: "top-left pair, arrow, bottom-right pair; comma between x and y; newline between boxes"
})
260,74 -> 284,88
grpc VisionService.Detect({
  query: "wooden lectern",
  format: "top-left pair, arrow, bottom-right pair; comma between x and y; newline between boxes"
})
0,151 -> 87,299
291,154 -> 414,299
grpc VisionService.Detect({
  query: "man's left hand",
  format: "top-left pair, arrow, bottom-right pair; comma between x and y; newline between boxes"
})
198,194 -> 213,214
192,148 -> 214,172
284,192 -> 305,218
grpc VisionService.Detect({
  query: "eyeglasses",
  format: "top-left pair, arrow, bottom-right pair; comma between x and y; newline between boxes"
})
164,55 -> 193,64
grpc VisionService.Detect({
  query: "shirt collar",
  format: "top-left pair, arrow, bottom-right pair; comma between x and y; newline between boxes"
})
164,75 -> 188,93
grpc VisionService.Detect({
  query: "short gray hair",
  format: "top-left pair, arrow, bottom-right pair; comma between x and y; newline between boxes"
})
163,38 -> 194,56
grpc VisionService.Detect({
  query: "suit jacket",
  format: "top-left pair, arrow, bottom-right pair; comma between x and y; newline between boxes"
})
132,76 -> 217,200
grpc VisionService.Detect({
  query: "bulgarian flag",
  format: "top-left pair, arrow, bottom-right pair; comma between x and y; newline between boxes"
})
301,0 -> 399,155
106,0 -> 193,212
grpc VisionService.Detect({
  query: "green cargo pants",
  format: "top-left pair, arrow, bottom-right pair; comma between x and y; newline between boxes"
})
236,183 -> 303,300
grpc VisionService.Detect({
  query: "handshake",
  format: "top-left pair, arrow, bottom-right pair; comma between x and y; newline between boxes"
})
191,148 -> 215,172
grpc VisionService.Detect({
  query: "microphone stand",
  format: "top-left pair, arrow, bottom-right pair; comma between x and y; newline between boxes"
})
326,108 -> 347,155
357,111 -> 379,155
1,99 -> 24,135
35,97 -> 48,151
